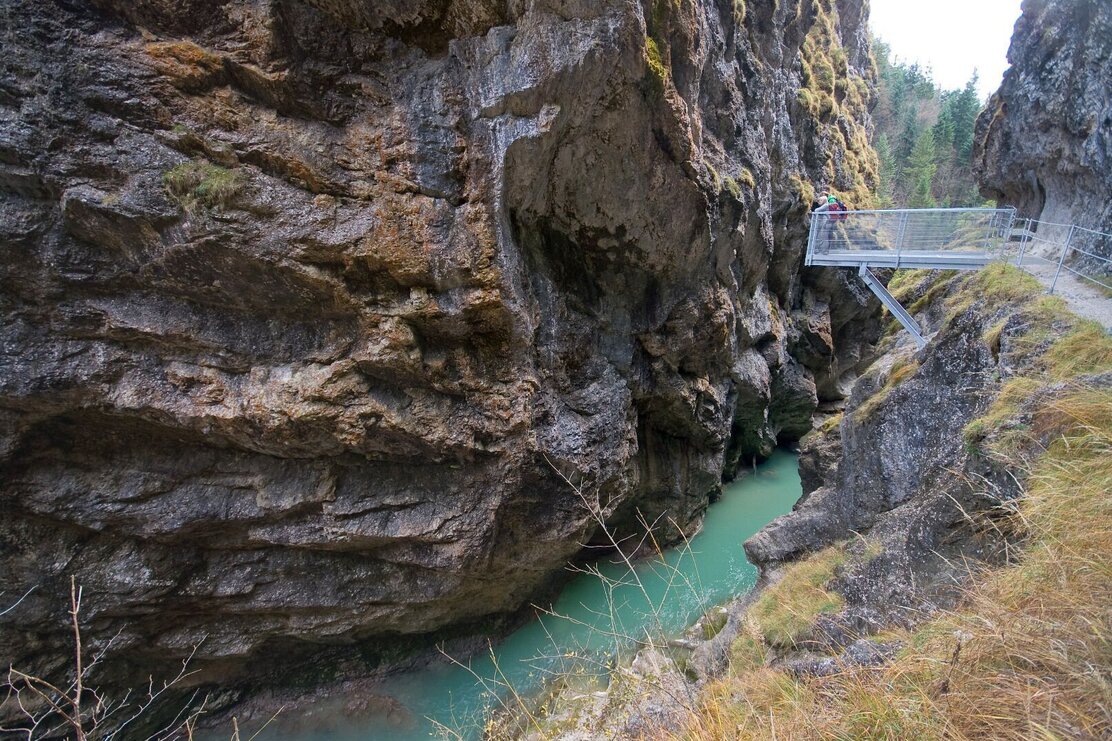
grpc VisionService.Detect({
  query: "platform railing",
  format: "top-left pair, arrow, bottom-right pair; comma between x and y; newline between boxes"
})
806,207 -> 1017,269
804,207 -> 1108,348
1012,219 -> 1112,296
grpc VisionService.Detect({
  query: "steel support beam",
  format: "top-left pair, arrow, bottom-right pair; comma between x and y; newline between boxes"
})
858,266 -> 926,349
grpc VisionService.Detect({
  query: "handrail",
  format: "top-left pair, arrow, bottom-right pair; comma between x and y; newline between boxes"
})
803,206 -> 1109,346
1014,217 -> 1112,295
835,207 -> 1007,215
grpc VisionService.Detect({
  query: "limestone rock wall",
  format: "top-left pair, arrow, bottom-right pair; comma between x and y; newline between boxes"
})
974,0 -> 1112,232
0,0 -> 879,699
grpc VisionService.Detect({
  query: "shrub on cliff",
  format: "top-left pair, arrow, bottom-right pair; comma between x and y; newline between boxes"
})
163,161 -> 244,211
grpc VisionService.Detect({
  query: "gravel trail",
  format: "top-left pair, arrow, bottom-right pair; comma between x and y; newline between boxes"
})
1018,257 -> 1112,330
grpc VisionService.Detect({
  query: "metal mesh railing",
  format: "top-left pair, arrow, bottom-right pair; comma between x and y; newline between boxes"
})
806,207 -> 1017,268
1013,219 -> 1112,296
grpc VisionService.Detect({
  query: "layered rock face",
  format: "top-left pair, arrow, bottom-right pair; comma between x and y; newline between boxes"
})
974,0 -> 1112,232
0,0 -> 879,697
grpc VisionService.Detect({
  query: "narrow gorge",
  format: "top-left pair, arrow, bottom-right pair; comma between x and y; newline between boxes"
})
1,0 -> 1108,738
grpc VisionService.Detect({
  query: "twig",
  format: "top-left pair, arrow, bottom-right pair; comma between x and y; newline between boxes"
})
70,576 -> 87,741
0,586 -> 36,617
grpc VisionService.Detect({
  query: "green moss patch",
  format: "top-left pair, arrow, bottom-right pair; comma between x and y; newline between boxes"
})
164,161 -> 244,211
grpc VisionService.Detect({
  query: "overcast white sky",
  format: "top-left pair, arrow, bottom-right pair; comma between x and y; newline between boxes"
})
869,0 -> 1024,99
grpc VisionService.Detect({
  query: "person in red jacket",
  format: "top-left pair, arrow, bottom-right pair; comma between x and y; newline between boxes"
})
813,190 -> 836,252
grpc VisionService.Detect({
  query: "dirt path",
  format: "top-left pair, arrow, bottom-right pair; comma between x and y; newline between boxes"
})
1019,257 -> 1112,330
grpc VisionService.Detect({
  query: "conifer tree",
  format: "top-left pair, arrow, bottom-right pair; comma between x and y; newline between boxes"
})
875,133 -> 897,208
907,129 -> 938,208
951,72 -> 981,161
869,39 -> 985,207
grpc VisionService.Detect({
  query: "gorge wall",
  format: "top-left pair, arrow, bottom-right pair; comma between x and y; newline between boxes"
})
511,2 -> 1112,733
974,0 -> 1112,231
0,0 -> 880,701
744,269 -> 1031,629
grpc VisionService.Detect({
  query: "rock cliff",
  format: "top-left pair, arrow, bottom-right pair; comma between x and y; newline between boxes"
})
749,278 -> 1009,596
0,0 -> 879,704
742,266 -> 1064,651
974,0 -> 1112,231
521,261 -> 1110,739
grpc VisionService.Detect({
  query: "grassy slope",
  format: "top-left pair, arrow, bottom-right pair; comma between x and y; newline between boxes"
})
675,265 -> 1112,740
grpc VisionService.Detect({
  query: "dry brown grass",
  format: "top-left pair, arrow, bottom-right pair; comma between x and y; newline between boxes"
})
943,263 -> 1043,320
672,268 -> 1112,741
1043,320 -> 1112,380
749,547 -> 847,649
676,386 -> 1112,741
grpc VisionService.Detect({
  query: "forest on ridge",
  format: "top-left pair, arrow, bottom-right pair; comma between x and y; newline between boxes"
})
871,39 -> 986,209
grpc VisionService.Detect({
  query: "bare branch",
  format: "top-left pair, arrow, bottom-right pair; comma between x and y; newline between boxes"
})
70,576 -> 87,741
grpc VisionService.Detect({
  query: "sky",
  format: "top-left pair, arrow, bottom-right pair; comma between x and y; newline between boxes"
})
869,0 -> 1024,100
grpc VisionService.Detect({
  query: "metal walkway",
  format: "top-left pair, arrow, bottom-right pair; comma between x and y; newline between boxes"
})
806,207 -> 1018,348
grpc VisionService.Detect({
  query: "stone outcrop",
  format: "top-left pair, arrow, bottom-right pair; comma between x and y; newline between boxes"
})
0,0 -> 879,706
744,270 -> 1048,636
974,0 -> 1112,232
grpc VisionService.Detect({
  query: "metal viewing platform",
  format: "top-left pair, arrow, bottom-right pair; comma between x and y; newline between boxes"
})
806,207 -> 1018,348
805,207 -> 1017,269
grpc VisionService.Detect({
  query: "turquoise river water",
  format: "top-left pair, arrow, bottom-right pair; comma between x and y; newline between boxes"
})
264,450 -> 801,740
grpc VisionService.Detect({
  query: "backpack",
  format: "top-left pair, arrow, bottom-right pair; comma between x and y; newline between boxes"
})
831,199 -> 848,221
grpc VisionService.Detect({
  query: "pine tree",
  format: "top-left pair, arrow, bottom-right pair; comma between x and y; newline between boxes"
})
868,38 -> 985,208
907,129 -> 937,208
898,109 -> 921,162
875,133 -> 897,208
932,104 -> 956,159
950,72 -> 981,161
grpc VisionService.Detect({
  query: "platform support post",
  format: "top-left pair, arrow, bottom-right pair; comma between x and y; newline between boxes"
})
858,266 -> 926,349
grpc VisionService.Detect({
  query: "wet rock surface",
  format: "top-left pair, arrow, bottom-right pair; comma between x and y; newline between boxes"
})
783,637 -> 902,678
0,0 -> 879,710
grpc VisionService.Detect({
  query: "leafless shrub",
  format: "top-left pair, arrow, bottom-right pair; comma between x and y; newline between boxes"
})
1,576 -> 282,740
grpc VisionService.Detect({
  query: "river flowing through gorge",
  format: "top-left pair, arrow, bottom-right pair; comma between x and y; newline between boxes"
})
243,452 -> 802,740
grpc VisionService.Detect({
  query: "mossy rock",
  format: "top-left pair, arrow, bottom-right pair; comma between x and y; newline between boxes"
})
164,161 -> 244,211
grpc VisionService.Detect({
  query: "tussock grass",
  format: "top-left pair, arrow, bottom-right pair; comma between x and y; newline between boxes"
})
749,546 -> 846,648
906,273 -> 961,314
886,268 -> 935,301
727,624 -> 768,673
164,160 -> 244,210
1044,320 -> 1112,379
962,376 -> 1041,453
855,355 -> 920,421
732,0 -> 746,25
818,412 -> 843,433
965,317 -> 1112,452
944,262 -> 1042,319
721,175 -> 743,201
678,386 -> 1112,741
789,175 -> 815,209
